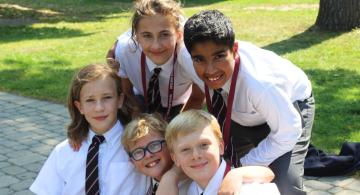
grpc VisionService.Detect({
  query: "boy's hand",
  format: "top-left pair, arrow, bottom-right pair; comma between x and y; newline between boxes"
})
218,166 -> 275,194
69,139 -> 81,151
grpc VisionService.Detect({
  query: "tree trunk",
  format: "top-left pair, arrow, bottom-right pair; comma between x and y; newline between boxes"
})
315,0 -> 360,31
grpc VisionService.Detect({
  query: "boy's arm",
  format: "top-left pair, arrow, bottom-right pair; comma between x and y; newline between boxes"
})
218,166 -> 274,194
156,165 -> 187,195
182,84 -> 205,111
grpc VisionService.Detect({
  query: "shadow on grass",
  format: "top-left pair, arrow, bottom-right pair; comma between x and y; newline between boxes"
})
0,26 -> 93,43
0,0 -> 133,24
305,68 -> 360,152
263,26 -> 345,55
0,57 -> 77,103
0,0 -> 226,25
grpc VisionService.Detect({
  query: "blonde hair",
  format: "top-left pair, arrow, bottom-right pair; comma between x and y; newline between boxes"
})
165,109 -> 223,152
131,0 -> 183,45
67,64 -> 135,145
122,113 -> 167,152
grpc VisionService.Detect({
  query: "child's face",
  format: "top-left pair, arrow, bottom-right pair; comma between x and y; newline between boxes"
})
136,13 -> 182,66
128,131 -> 173,181
75,76 -> 122,135
171,125 -> 224,188
190,41 -> 238,90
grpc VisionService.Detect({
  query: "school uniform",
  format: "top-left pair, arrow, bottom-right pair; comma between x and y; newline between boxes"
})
145,176 -> 191,195
115,31 -> 201,119
192,41 -> 315,195
30,120 -> 147,195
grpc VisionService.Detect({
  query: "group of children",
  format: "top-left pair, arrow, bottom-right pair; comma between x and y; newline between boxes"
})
30,0 -> 315,194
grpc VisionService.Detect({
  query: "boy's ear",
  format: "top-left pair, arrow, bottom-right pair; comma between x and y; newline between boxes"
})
176,30 -> 183,43
219,140 -> 225,156
118,93 -> 125,109
232,41 -> 239,58
74,101 -> 83,114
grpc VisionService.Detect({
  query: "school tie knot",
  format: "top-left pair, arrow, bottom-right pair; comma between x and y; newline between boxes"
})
214,88 -> 223,94
153,68 -> 162,76
91,135 -> 105,146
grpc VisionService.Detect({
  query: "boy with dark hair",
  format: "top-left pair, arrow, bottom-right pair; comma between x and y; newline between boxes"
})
183,10 -> 315,195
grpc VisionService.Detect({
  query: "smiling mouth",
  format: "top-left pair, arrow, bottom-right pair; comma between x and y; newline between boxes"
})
146,159 -> 160,168
94,116 -> 107,121
190,161 -> 208,169
151,51 -> 166,56
207,74 -> 223,82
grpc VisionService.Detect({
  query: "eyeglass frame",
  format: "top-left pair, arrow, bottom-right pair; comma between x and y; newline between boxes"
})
128,140 -> 166,161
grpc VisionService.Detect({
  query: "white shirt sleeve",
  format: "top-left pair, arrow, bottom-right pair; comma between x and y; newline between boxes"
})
240,86 -> 302,166
30,146 -> 64,195
116,30 -> 133,78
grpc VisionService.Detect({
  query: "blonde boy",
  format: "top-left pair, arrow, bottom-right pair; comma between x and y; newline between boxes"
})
166,110 -> 276,194
121,113 -> 190,194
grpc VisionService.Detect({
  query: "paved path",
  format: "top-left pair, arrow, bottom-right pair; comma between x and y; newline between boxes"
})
0,92 -> 359,195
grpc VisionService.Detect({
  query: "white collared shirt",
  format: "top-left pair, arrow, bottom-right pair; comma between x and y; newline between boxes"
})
116,30 -> 197,107
215,41 -> 312,166
30,120 -> 147,195
187,159 -> 227,195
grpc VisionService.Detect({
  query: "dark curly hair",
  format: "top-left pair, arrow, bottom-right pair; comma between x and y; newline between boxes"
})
183,10 -> 235,53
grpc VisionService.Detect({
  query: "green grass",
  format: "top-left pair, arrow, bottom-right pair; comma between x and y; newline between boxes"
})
1,0 -> 359,155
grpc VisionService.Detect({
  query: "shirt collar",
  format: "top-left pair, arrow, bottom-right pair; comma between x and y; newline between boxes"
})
87,120 -> 123,148
196,158 -> 227,195
146,53 -> 174,75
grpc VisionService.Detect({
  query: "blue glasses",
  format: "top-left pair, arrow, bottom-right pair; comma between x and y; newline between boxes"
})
128,140 -> 166,161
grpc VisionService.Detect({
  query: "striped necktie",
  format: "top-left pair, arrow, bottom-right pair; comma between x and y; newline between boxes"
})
211,89 -> 226,130
211,89 -> 236,165
85,135 -> 105,195
147,68 -> 162,113
152,182 -> 158,195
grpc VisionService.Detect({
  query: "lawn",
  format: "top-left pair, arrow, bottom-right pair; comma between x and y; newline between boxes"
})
0,0 -> 359,154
